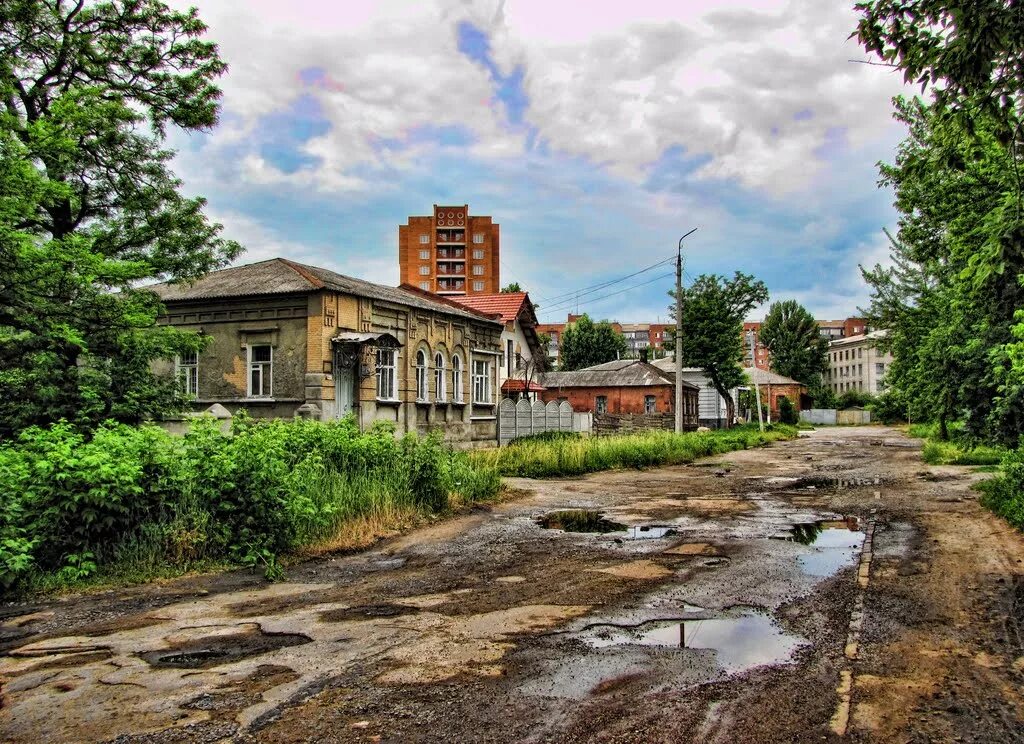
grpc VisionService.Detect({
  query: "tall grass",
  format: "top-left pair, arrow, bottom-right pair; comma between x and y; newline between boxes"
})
470,424 -> 797,478
979,444 -> 1024,529
909,421 -> 1006,465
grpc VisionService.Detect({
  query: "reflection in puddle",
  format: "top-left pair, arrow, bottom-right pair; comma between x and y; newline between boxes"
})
625,525 -> 677,540
773,517 -> 865,577
537,510 -> 626,533
581,613 -> 805,673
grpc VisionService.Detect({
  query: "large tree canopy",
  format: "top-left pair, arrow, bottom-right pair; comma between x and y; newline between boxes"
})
558,314 -> 628,371
671,272 -> 768,426
0,0 -> 240,436
758,300 -> 829,390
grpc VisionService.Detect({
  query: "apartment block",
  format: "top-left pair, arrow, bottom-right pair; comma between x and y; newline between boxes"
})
825,330 -> 893,394
398,204 -> 500,297
743,317 -> 868,371
742,322 -> 771,370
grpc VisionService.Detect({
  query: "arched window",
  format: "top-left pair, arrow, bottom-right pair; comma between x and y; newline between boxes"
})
434,352 -> 446,402
416,349 -> 428,402
451,354 -> 463,403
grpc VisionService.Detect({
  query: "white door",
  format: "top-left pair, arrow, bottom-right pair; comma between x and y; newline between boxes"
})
335,347 -> 356,418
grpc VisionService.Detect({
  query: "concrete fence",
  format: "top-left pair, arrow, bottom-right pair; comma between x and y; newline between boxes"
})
498,398 -> 590,445
800,408 -> 872,426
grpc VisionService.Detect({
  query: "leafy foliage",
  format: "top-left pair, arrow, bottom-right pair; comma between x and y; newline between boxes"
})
0,417 -> 500,592
759,300 -> 829,389
501,282 -> 522,293
670,272 -> 769,425
558,314 -> 629,371
0,0 -> 240,436
777,395 -> 799,425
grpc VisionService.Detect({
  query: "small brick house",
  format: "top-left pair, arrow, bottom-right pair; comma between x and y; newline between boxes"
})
538,360 -> 699,420
149,258 -> 506,447
743,367 -> 808,422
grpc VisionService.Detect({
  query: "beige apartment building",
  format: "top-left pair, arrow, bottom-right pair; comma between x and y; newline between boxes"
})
825,330 -> 892,395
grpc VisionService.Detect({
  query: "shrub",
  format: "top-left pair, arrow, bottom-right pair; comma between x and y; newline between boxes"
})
979,444 -> 1024,529
778,396 -> 799,425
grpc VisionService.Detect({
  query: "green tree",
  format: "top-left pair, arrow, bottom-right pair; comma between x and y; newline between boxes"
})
759,300 -> 829,393
501,282 -> 522,293
558,314 -> 628,371
670,272 -> 768,425
0,0 -> 240,437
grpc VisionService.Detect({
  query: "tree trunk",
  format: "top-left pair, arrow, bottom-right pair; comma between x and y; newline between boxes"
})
938,408 -> 949,441
710,377 -> 735,428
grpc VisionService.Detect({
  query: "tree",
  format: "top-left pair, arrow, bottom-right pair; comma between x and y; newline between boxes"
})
0,1 -> 240,436
759,300 -> 829,391
558,314 -> 628,371
670,272 -> 768,425
501,282 -> 522,293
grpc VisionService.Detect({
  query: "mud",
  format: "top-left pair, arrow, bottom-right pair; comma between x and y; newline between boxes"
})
1,426 -> 1023,742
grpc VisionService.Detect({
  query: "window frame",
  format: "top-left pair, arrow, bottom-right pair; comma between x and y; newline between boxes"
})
419,265 -> 430,276
434,352 -> 446,402
472,358 -> 491,404
644,395 -> 656,414
472,280 -> 484,292
176,350 -> 199,397
247,344 -> 273,398
451,354 -> 464,403
596,395 -> 608,414
472,249 -> 484,260
419,249 -> 430,259
419,234 -> 430,244
472,233 -> 484,244
415,349 -> 429,402
472,264 -> 484,276
376,348 -> 398,401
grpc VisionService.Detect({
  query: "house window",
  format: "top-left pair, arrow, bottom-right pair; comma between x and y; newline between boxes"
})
416,349 -> 429,402
875,362 -> 885,375
596,395 -> 608,413
376,348 -> 398,400
248,345 -> 272,398
419,281 -> 430,291
419,234 -> 430,244
473,359 -> 491,404
419,249 -> 430,259
473,281 -> 484,291
452,354 -> 464,402
473,233 -> 484,244
435,352 -> 446,401
645,395 -> 656,414
472,265 -> 484,275
472,249 -> 484,260
176,350 -> 199,397
506,339 -> 514,378
419,265 -> 430,275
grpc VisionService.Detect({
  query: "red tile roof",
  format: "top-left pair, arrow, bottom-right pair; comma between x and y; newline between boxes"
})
451,292 -> 530,323
501,379 -> 546,393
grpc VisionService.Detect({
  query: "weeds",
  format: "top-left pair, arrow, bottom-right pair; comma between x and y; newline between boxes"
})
909,421 -> 1005,465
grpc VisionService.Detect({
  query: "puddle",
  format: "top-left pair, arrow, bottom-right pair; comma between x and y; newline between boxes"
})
788,476 -> 885,490
139,629 -> 311,669
773,518 -> 865,577
320,604 -> 415,622
623,526 -> 677,540
537,510 -> 626,533
580,613 -> 805,673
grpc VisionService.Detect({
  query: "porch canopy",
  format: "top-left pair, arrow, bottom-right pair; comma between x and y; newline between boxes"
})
501,379 -> 546,393
331,331 -> 401,348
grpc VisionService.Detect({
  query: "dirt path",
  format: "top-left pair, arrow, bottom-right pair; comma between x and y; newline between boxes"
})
2,427 -> 1023,743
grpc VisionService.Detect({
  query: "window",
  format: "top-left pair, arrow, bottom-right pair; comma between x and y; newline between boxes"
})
644,395 -> 656,414
376,348 -> 397,400
472,265 -> 484,275
435,352 -> 446,401
419,265 -> 430,276
876,362 -> 886,376
472,249 -> 484,260
416,349 -> 429,402
452,355 -> 464,402
176,350 -> 199,397
419,281 -> 430,290
859,363 -> 863,376
472,359 -> 491,404
419,234 -> 430,244
596,395 -> 608,413
419,249 -> 430,259
248,345 -> 272,397
506,339 -> 514,378
473,281 -> 484,291
473,233 -> 484,244
858,348 -> 863,359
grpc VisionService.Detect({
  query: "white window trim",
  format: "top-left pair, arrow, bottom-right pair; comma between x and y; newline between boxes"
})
416,349 -> 429,402
246,344 -> 273,398
419,265 -> 430,276
419,249 -> 430,259
434,352 -> 446,402
472,358 -> 492,405
376,348 -> 399,401
472,249 -> 484,259
452,355 -> 464,403
175,352 -> 199,397
472,265 -> 484,275
419,234 -> 430,244
473,233 -> 484,244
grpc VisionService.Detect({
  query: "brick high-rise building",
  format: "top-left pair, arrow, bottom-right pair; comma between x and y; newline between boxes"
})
398,204 -> 500,297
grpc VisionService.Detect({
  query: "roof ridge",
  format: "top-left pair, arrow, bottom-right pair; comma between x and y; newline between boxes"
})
278,258 -> 326,289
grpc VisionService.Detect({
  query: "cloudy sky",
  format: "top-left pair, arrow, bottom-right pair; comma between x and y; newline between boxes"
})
167,0 -> 910,323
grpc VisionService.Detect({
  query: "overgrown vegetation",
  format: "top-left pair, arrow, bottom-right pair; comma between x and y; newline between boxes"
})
908,423 -> 1006,466
471,424 -> 796,478
979,445 -> 1024,529
0,416 -> 500,595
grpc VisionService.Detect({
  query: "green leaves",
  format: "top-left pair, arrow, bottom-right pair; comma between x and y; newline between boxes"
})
558,314 -> 629,371
759,300 -> 830,390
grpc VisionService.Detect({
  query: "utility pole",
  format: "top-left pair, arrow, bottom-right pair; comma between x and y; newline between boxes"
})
746,330 -> 765,433
675,228 -> 697,434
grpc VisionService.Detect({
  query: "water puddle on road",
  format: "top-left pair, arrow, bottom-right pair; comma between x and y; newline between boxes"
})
580,613 -> 806,673
773,517 -> 865,577
537,511 -> 676,540
139,628 -> 311,670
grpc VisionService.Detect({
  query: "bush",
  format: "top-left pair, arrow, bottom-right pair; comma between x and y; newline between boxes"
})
778,396 -> 799,425
0,416 -> 501,593
980,443 -> 1024,529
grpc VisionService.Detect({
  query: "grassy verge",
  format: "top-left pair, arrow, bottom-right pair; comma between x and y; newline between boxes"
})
908,422 -> 1006,466
469,424 -> 797,478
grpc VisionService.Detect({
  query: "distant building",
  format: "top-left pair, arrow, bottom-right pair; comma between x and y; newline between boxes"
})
742,321 -> 771,370
742,367 -> 808,422
450,292 -> 547,400
537,314 -> 669,366
398,204 -> 500,297
742,316 -> 868,372
539,359 -> 698,420
652,356 -> 737,429
825,330 -> 892,395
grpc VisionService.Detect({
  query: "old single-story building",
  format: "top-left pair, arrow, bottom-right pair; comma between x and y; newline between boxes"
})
450,291 -> 547,400
742,367 -> 808,422
652,356 -> 739,429
538,359 -> 699,420
149,258 -> 506,447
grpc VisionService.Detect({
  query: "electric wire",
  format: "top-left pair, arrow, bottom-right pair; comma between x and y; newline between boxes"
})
542,270 -> 676,314
536,254 -> 676,305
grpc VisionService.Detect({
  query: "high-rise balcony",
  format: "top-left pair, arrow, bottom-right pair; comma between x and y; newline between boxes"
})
436,230 -> 465,244
437,247 -> 465,259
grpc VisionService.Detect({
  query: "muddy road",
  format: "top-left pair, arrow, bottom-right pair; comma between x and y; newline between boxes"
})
3,426 -> 1024,743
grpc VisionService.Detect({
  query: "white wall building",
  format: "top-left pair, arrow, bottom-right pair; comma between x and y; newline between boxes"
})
826,330 -> 893,395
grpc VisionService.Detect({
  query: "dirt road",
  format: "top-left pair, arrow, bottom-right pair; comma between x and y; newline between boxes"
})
2,427 -> 1023,743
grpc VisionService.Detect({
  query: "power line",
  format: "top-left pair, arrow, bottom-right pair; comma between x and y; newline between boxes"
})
536,254 -> 675,305
542,270 -> 676,315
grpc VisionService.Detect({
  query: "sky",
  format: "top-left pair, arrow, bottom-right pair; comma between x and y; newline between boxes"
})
166,0 -> 911,323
